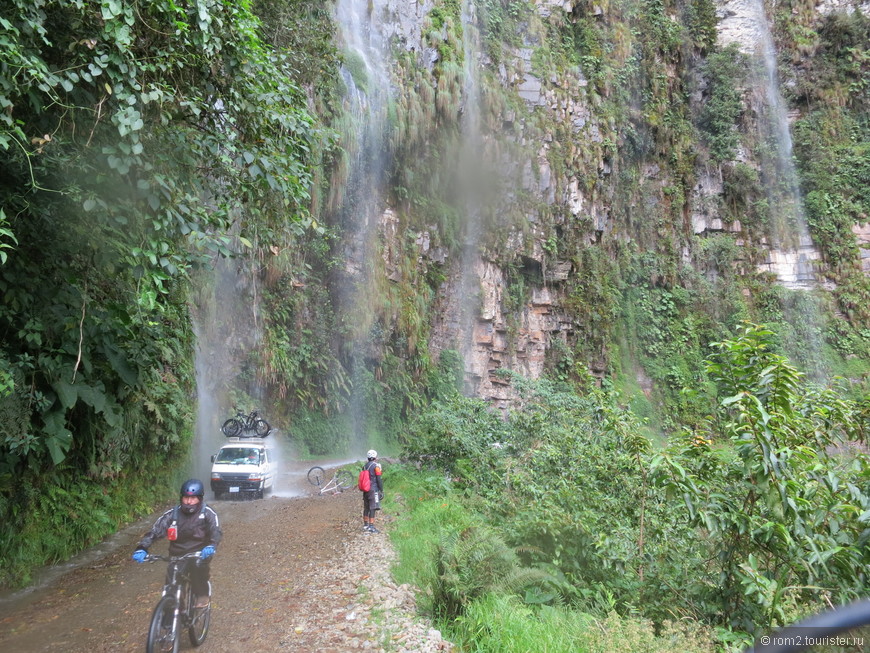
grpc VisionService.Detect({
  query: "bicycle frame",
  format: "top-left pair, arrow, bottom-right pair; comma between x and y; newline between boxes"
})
238,409 -> 258,430
316,475 -> 343,495
158,555 -> 193,639
307,466 -> 354,495
144,552 -> 210,652
221,408 -> 271,438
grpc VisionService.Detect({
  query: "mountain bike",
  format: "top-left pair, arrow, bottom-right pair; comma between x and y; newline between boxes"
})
307,465 -> 355,494
142,551 -> 211,653
221,409 -> 270,438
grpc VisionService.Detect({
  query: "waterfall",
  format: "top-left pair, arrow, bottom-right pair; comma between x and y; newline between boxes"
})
457,0 -> 487,394
718,0 -> 820,289
753,0 -> 822,289
333,0 -> 393,450
717,0 -> 827,378
189,255 -> 267,485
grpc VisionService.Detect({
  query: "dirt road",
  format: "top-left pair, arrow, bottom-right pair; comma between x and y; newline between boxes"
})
0,477 -> 452,652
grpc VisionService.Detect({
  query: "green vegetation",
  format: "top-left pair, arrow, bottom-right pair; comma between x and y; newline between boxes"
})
391,324 -> 869,646
0,469 -> 180,588
698,46 -> 746,163
386,466 -> 714,652
2,8 -> 869,653
0,0 -> 318,584
656,324 -> 868,633
786,7 -> 870,361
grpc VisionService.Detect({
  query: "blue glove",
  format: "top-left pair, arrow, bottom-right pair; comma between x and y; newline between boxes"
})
201,546 -> 215,560
132,549 -> 148,563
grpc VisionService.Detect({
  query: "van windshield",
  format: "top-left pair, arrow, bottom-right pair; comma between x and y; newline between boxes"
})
215,448 -> 260,465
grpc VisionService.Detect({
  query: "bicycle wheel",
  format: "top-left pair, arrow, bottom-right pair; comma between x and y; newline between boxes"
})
307,466 -> 325,486
146,595 -> 180,653
335,468 -> 355,490
221,418 -> 241,437
187,582 -> 211,646
254,419 -> 271,437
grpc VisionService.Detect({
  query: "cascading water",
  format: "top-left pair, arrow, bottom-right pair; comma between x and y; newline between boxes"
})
719,0 -> 820,289
752,1 -> 820,289
457,0 -> 487,394
718,0 -> 827,377
188,254 -> 300,493
189,256 -> 262,480
333,0 -> 393,451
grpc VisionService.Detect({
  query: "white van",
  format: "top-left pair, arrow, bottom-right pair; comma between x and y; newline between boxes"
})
210,438 -> 275,499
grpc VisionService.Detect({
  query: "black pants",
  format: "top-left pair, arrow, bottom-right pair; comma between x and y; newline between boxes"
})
173,559 -> 211,597
363,490 -> 380,518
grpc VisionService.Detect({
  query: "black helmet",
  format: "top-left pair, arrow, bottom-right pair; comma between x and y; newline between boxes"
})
180,478 -> 205,498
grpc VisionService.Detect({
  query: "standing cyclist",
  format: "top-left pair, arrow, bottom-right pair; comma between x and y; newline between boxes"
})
362,450 -> 383,534
132,479 -> 222,608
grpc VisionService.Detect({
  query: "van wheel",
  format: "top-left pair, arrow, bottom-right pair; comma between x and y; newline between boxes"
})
257,484 -> 265,499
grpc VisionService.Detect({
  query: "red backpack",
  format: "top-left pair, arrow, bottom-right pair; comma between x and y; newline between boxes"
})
358,463 -> 372,492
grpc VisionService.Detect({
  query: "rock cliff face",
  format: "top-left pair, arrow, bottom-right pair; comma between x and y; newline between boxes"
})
340,0 -> 867,405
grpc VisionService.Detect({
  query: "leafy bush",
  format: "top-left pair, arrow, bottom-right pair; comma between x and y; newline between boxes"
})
0,0 -> 319,586
400,325 -> 870,640
654,323 -> 870,634
387,466 -> 714,652
401,393 -> 509,484
385,465 -> 473,601
698,46 -> 746,163
402,373 -> 704,623
433,524 -> 549,619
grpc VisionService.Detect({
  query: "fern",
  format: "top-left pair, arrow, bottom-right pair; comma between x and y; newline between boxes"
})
432,524 -> 552,619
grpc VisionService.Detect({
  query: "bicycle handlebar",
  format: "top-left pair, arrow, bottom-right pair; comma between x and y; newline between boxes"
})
144,551 -> 204,563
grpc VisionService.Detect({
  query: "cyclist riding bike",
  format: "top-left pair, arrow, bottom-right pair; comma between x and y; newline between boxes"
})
132,479 -> 222,608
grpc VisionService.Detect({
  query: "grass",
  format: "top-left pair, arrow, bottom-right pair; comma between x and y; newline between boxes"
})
0,460 -> 179,589
452,593 -> 714,652
384,464 -> 716,652
385,466 -> 474,612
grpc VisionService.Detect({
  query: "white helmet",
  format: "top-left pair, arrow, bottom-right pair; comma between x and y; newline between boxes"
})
367,449 -> 378,460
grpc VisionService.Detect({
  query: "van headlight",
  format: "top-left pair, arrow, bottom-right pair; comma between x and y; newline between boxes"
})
211,473 -> 221,481
247,473 -> 262,481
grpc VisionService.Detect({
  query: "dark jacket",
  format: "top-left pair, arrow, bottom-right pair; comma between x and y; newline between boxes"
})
364,460 -> 383,494
136,503 -> 222,556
